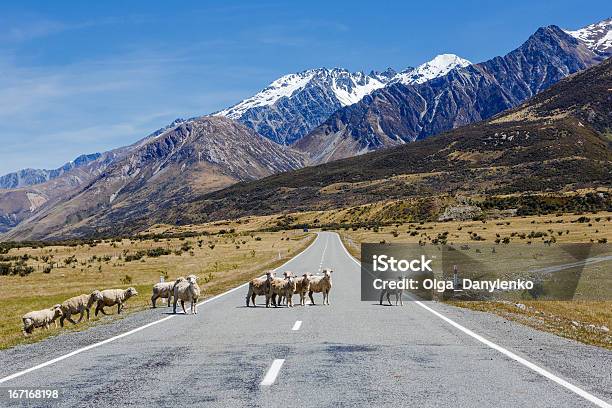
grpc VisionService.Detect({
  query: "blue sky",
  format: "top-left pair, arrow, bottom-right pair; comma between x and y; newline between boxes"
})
0,0 -> 609,175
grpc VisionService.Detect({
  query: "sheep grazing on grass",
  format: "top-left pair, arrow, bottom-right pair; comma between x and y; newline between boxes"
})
308,269 -> 333,305
246,271 -> 274,307
380,278 -> 403,306
151,278 -> 184,308
95,287 -> 138,316
22,304 -> 63,336
60,290 -> 103,326
267,271 -> 295,308
173,275 -> 200,314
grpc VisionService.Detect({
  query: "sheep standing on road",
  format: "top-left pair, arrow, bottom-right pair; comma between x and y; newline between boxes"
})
60,290 -> 103,326
379,278 -> 403,306
22,304 -> 63,336
283,273 -> 312,306
246,271 -> 274,307
151,278 -> 184,308
267,271 -> 295,308
95,287 -> 138,316
308,269 -> 333,305
173,275 -> 200,314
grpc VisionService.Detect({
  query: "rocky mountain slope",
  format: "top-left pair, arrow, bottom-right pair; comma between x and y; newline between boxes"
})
158,56 -> 612,225
295,24 -> 609,164
214,55 -> 470,145
2,117 -> 304,240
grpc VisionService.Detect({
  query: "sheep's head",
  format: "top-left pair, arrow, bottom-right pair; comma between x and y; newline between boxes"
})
323,269 -> 333,279
52,304 -> 63,318
125,287 -> 138,297
90,290 -> 103,301
282,271 -> 293,278
265,271 -> 275,280
186,275 -> 198,284
87,290 -> 103,308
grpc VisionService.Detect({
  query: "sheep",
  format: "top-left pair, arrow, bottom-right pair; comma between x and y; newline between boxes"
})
246,271 -> 274,307
279,273 -> 312,306
151,277 -> 184,308
266,271 -> 295,308
380,277 -> 403,306
95,287 -> 138,316
173,275 -> 200,314
22,304 -> 63,336
60,290 -> 103,326
308,269 -> 333,305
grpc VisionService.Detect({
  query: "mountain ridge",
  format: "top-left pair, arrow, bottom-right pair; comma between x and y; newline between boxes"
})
294,24 -> 607,164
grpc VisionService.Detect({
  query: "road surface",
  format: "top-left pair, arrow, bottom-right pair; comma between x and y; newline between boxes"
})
0,232 -> 610,407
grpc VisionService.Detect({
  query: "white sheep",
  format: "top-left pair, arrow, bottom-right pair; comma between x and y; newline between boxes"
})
380,277 -> 403,306
278,272 -> 311,306
308,269 -> 333,305
246,271 -> 274,307
266,271 -> 295,308
60,290 -> 103,326
94,287 -> 138,316
173,275 -> 200,314
22,304 -> 63,336
294,273 -> 312,306
151,278 -> 184,308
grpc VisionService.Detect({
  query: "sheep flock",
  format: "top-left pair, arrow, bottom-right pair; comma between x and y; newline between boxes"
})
20,268 -> 334,337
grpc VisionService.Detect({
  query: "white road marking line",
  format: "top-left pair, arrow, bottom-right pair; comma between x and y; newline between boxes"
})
292,320 -> 302,331
0,233 -> 322,385
334,232 -> 612,408
318,236 -> 329,272
260,359 -> 285,386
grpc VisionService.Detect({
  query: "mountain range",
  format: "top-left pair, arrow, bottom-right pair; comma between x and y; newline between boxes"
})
150,54 -> 612,226
0,17 -> 611,240
294,25 -> 608,163
214,54 -> 471,145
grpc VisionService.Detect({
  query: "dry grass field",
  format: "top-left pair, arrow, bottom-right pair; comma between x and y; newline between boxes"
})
339,211 -> 612,349
0,231 -> 314,349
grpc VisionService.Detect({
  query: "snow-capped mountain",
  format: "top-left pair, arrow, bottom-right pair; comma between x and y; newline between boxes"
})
295,25 -> 605,164
214,56 -> 469,145
214,68 -> 394,144
564,17 -> 612,54
390,54 -> 471,85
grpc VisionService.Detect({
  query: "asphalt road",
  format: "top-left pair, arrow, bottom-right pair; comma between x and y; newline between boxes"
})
0,232 -> 610,407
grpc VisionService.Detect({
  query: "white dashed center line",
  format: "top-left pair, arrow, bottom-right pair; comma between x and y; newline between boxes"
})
292,320 -> 302,331
260,359 -> 285,386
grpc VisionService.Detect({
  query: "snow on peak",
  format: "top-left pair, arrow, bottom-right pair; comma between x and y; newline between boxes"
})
215,68 -> 393,118
391,54 -> 472,85
564,17 -> 612,53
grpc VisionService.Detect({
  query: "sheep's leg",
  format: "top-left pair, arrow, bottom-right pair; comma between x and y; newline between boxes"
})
399,292 -> 403,306
66,315 -> 78,325
173,297 -> 178,314
151,294 -> 157,308
117,302 -> 122,314
85,308 -> 90,320
308,291 -> 315,305
180,300 -> 187,314
386,292 -> 392,306
251,293 -> 256,307
246,288 -> 252,307
77,310 -> 85,323
379,290 -> 385,305
60,315 -> 66,327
